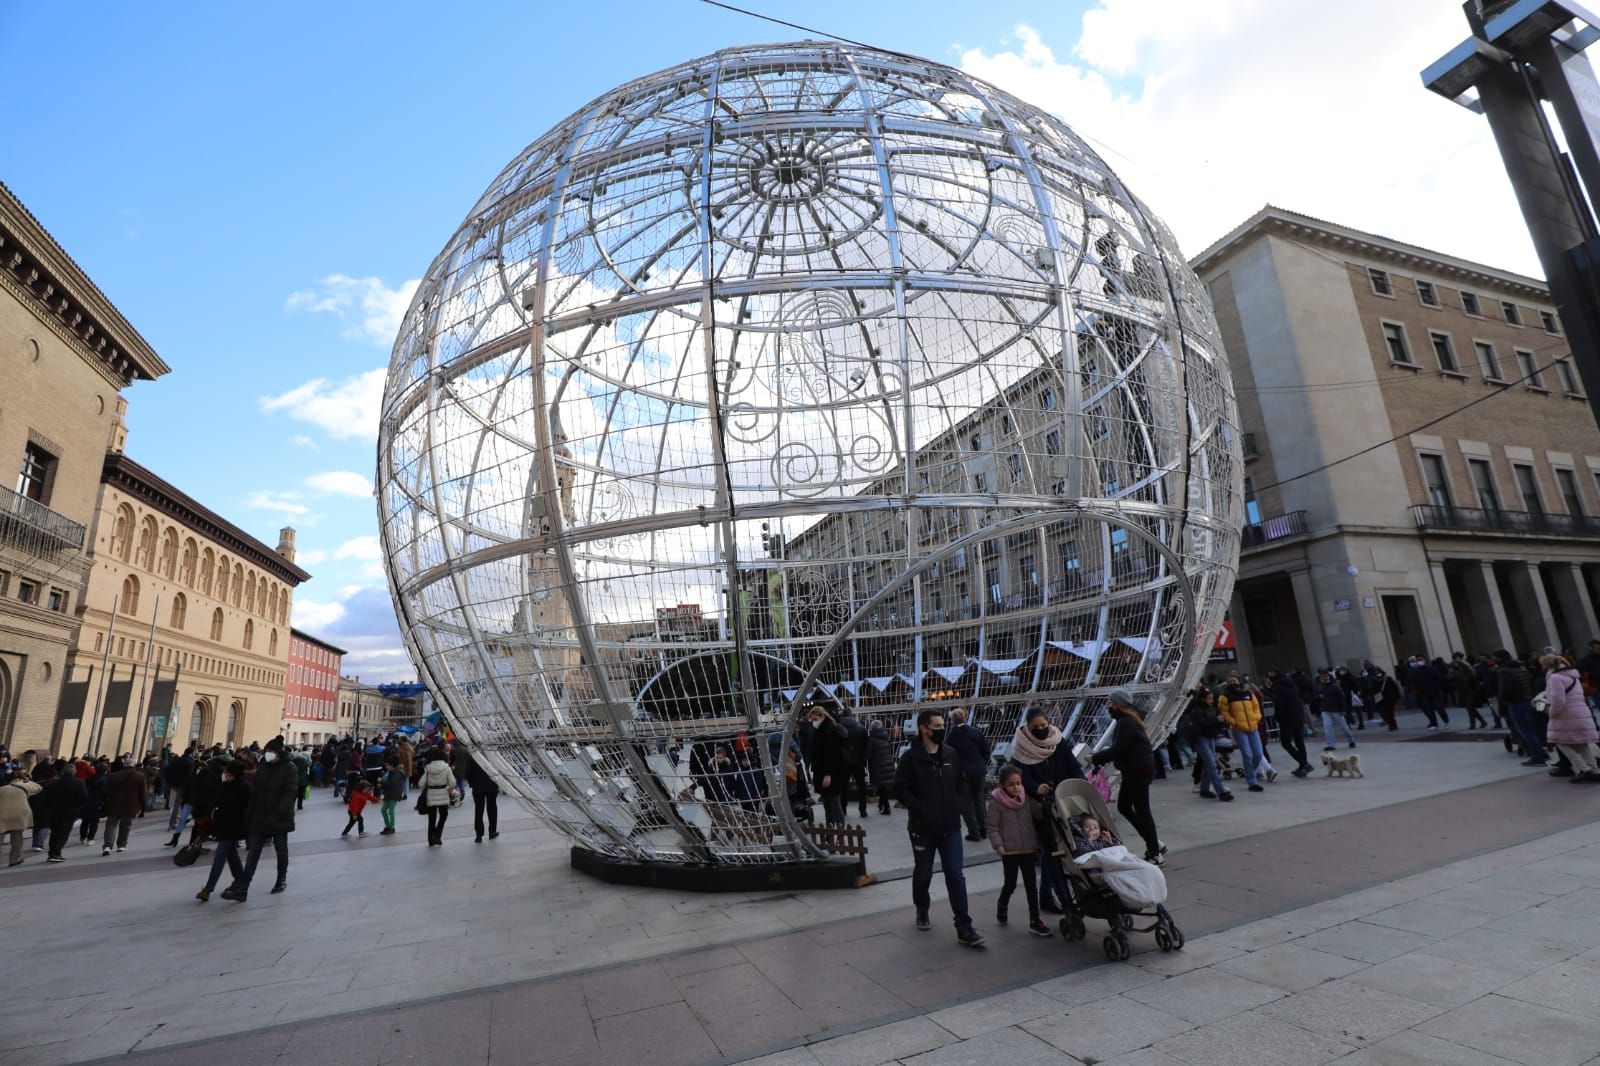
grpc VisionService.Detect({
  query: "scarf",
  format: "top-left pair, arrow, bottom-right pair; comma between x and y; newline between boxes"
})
990,785 -> 1025,809
1010,722 -> 1061,765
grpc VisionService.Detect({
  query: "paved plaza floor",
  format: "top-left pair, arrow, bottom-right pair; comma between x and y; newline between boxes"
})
2,717 -> 1597,1064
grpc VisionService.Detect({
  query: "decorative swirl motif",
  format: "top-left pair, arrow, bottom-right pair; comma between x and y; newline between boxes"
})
785,568 -> 849,637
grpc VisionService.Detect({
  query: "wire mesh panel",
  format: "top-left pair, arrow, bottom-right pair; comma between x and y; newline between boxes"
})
378,41 -> 1242,868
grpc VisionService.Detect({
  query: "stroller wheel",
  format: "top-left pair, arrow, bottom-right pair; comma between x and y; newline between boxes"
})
1155,927 -> 1174,952
1061,915 -> 1086,942
1103,935 -> 1122,962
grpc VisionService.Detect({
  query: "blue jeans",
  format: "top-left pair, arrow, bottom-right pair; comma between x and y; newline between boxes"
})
910,826 -> 972,933
204,839 -> 245,892
1194,736 -> 1229,795
1507,701 -> 1547,760
167,794 -> 191,834
1231,728 -> 1265,786
1321,712 -> 1356,747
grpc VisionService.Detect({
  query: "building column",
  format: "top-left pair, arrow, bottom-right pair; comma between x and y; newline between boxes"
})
1549,562 -> 1600,646
1505,561 -> 1560,651
1461,561 -> 1516,653
1228,587 -> 1253,676
1427,559 -> 1467,656
1288,568 -> 1331,668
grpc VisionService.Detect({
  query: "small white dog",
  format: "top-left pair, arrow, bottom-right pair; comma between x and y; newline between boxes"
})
1321,751 -> 1363,778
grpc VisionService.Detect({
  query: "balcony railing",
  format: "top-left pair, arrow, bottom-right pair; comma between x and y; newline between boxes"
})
0,483 -> 87,556
1241,432 -> 1259,459
1411,504 -> 1600,538
1241,510 -> 1309,549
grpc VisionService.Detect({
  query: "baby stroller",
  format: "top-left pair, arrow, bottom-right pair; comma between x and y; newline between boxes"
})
1047,779 -> 1185,962
1212,734 -> 1242,780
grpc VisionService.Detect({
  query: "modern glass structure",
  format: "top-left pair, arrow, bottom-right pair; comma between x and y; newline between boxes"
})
378,41 -> 1242,877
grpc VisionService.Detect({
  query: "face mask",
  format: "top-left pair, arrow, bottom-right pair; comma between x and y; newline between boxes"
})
263,752 -> 278,763
1031,726 -> 1050,739
929,728 -> 946,745
222,774 -> 234,783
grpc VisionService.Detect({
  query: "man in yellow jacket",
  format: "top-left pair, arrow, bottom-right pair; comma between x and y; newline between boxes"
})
1219,674 -> 1272,792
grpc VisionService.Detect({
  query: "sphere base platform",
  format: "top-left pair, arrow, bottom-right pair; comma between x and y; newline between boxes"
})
570,847 -> 864,892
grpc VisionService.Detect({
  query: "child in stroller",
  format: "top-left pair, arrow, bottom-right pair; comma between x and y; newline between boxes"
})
1047,778 -> 1184,962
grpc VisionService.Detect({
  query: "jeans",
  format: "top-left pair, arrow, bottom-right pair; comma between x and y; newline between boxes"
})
167,790 -> 190,833
1194,736 -> 1229,795
958,774 -> 986,838
102,815 -> 133,849
241,831 -> 289,887
1278,718 -> 1309,771
1231,728 -> 1265,786
427,805 -> 449,843
910,826 -> 972,933
204,839 -> 245,892
381,799 -> 397,831
1507,701 -> 1547,760
473,791 -> 498,839
998,852 -> 1039,920
1320,712 -> 1357,747
1116,766 -> 1161,856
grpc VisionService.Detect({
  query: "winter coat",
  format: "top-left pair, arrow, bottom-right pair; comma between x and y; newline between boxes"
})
1219,687 -> 1262,731
1545,669 -> 1599,745
381,767 -> 407,802
837,713 -> 869,769
163,754 -> 192,791
210,776 -> 253,841
293,754 -> 310,794
0,779 -> 41,832
186,765 -> 220,823
347,788 -> 378,816
101,768 -> 148,818
894,741 -> 963,840
984,787 -> 1040,854
41,774 -> 86,821
1091,714 -> 1155,773
462,752 -> 499,796
397,740 -> 415,779
1016,741 -> 1085,800
810,720 -> 850,796
1316,681 -> 1348,716
422,759 -> 454,808
945,722 -> 991,779
866,723 -> 896,788
1269,677 -> 1305,727
1498,661 -> 1536,704
245,756 -> 298,836
82,769 -> 106,819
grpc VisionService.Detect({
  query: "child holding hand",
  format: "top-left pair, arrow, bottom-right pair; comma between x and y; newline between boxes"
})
342,779 -> 377,838
986,765 -> 1052,938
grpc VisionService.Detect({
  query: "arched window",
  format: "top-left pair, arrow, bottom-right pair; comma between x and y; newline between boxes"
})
109,503 -> 135,561
243,618 -> 254,651
159,527 -> 179,579
244,574 -> 256,613
170,593 -> 187,630
279,594 -> 289,626
268,628 -> 278,657
231,564 -> 244,607
135,516 -> 158,570
216,556 -> 231,602
120,575 -> 140,617
180,538 -> 198,587
209,607 -> 224,641
189,700 -> 207,745
199,548 -> 215,596
226,701 -> 241,746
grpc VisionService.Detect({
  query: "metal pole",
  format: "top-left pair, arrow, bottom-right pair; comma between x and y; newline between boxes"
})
118,595 -> 160,758
76,594 -> 119,757
133,663 -> 178,763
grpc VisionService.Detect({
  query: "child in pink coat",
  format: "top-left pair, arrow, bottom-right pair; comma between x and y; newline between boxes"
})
986,765 -> 1052,937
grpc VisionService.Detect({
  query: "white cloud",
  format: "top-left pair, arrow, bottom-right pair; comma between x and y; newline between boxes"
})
290,435 -> 319,451
243,490 -> 313,520
285,274 -> 420,346
305,470 -> 372,498
259,367 -> 385,440
959,9 -> 1538,276
335,535 -> 382,561
296,548 -> 328,566
291,596 -> 346,630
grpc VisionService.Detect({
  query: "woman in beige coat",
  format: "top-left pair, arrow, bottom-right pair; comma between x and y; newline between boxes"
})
1,773 -> 42,867
420,750 -> 454,846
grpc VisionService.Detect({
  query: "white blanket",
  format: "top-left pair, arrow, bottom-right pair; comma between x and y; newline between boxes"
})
1073,844 -> 1168,909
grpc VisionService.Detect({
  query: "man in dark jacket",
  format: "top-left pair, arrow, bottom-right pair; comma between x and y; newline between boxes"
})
100,758 -> 147,853
461,748 -> 500,843
163,749 -> 193,836
807,707 -> 850,825
177,758 -> 220,847
837,710 -> 870,818
42,764 -> 87,862
226,737 -> 297,901
893,709 -> 984,948
945,708 -> 991,842
1407,657 -> 1449,729
1267,672 -> 1312,776
1495,650 -> 1547,764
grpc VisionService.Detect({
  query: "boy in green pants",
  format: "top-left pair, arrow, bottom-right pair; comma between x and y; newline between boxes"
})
379,754 -> 405,835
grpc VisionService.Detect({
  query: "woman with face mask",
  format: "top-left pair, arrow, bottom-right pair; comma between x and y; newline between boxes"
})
1009,708 -> 1084,914
197,757 -> 252,902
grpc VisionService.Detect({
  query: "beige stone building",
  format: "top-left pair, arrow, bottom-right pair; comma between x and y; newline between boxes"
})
335,678 -> 419,737
0,183 -> 168,751
67,455 -> 310,753
1196,206 -> 1600,673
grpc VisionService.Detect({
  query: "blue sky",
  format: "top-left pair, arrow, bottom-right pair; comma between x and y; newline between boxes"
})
0,2 -> 1533,679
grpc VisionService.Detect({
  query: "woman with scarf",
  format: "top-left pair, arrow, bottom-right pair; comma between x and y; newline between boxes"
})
1010,707 -> 1084,913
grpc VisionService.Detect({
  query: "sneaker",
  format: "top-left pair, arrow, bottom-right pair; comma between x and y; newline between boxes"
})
957,928 -> 987,949
1265,769 -> 1279,783
1348,742 -> 1357,749
358,831 -> 368,837
221,887 -> 247,902
1427,725 -> 1439,732
1248,784 -> 1264,792
46,855 -> 64,863
1218,791 -> 1235,802
915,913 -> 932,932
1198,789 -> 1216,799
31,845 -> 42,853
1144,851 -> 1165,866
1323,745 -> 1336,752
1028,919 -> 1053,938
1521,758 -> 1549,766
116,846 -> 125,853
101,847 -> 111,856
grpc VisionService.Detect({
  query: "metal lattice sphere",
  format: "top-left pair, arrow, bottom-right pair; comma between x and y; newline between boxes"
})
378,41 -> 1242,870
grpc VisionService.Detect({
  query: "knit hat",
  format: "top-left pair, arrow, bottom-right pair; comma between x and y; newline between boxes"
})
265,736 -> 285,753
1108,689 -> 1136,709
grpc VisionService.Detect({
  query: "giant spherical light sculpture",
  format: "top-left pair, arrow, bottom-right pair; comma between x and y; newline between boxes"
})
378,41 -> 1242,877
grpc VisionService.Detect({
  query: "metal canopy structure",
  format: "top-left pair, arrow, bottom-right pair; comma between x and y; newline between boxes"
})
378,41 -> 1242,873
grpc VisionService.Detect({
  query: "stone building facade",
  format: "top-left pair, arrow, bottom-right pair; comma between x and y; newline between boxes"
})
66,455 -> 311,753
0,182 -> 169,751
335,678 -> 418,737
1195,206 -> 1600,674
283,628 -> 345,746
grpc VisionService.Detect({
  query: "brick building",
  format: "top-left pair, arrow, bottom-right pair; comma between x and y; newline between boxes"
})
283,628 -> 345,746
1196,206 -> 1600,673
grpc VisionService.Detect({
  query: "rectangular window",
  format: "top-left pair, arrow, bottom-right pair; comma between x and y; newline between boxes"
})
1468,458 -> 1500,512
16,442 -> 57,505
17,579 -> 38,605
1045,429 -> 1061,456
1541,309 -> 1560,334
1501,301 -> 1522,326
1041,387 -> 1056,410
1421,454 -> 1452,512
1557,468 -> 1584,516
1473,341 -> 1501,380
1381,322 -> 1412,364
969,433 -> 982,452
972,472 -> 987,493
47,588 -> 66,612
1000,414 -> 1014,438
1462,291 -> 1481,316
1417,280 -> 1438,306
1515,348 -> 1543,388
1243,475 -> 1262,526
1368,267 -> 1393,296
1514,463 -> 1543,515
1007,453 -> 1023,481
1429,332 -> 1459,373
1557,358 -> 1582,395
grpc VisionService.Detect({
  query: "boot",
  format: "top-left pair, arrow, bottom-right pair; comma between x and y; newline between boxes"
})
270,880 -> 286,894
164,833 -> 180,848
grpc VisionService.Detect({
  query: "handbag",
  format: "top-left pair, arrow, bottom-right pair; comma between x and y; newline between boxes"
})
415,791 -> 428,815
448,787 -> 463,808
173,840 -> 204,867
